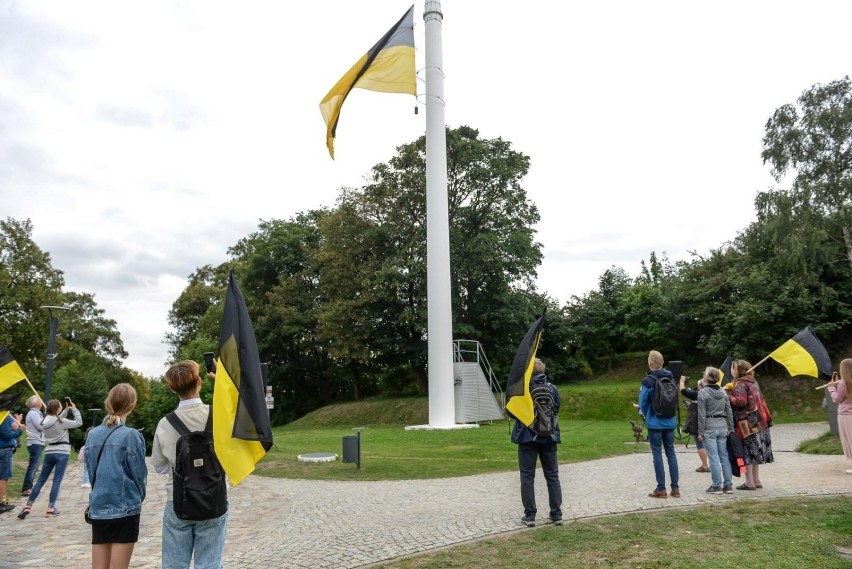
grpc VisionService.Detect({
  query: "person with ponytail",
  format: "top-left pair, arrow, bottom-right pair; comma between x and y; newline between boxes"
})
17,397 -> 82,519
84,383 -> 148,569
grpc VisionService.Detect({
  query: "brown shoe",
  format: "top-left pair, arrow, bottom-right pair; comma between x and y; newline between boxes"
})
648,489 -> 668,498
670,488 -> 681,498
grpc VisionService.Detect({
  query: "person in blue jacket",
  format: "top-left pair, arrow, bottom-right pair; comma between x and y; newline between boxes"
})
511,358 -> 562,527
0,411 -> 25,513
639,350 -> 680,498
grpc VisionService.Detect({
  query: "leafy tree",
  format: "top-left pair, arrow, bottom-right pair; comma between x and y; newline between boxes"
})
762,76 -> 852,271
0,218 -> 129,398
320,126 -> 544,394
165,264 -> 229,359
233,214 -> 343,421
0,218 -> 64,377
59,291 -> 127,365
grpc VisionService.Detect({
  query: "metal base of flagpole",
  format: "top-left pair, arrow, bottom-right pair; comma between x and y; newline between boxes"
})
404,423 -> 479,431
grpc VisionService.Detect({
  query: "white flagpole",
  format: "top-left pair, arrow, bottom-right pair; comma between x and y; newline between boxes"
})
423,0 -> 455,427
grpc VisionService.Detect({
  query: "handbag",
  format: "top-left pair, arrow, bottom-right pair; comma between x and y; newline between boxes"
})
84,425 -> 122,524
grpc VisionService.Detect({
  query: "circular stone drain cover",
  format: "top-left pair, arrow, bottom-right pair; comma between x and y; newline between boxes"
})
297,452 -> 338,463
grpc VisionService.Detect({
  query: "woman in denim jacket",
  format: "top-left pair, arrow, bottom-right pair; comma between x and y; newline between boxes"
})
85,383 -> 148,569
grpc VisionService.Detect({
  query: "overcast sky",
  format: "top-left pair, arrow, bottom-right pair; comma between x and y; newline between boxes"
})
1,1 -> 849,378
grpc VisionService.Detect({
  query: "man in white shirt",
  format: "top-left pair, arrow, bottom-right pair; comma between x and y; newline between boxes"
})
151,360 -> 228,569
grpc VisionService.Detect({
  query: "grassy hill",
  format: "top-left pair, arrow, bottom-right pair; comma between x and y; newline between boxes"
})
291,356 -> 831,428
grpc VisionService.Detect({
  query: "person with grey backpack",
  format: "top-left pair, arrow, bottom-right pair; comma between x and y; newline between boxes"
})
511,358 -> 562,527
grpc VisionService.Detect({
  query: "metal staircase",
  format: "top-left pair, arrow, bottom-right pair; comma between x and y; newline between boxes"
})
452,340 -> 504,423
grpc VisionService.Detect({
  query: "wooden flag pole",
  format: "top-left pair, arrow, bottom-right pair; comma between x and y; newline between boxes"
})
745,355 -> 771,375
815,382 -> 836,390
23,377 -> 42,400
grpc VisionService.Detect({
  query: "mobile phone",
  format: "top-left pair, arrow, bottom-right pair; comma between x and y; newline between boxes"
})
65,397 -> 72,406
203,352 -> 216,374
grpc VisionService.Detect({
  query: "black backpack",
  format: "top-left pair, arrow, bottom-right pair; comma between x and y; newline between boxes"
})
650,374 -> 678,419
684,401 -> 698,435
529,381 -> 556,437
165,406 -> 228,521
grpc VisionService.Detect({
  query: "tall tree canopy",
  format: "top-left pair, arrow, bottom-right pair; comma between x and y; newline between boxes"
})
762,76 -> 852,271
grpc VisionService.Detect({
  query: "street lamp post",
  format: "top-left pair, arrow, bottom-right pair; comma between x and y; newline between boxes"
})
89,409 -> 102,427
41,305 -> 69,401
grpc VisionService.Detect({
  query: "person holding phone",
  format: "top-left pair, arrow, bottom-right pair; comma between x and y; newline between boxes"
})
826,359 -> 852,474
17,397 -> 82,519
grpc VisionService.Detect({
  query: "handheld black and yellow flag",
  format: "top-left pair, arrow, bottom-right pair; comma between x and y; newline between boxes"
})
319,5 -> 416,158
0,391 -> 24,424
213,271 -> 273,486
767,326 -> 832,379
719,355 -> 733,386
0,347 -> 27,394
505,312 -> 546,427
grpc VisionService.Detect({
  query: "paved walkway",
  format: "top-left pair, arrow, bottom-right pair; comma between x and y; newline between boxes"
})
1,423 -> 850,568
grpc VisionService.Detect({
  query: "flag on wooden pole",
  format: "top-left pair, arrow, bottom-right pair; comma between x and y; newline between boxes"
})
0,391 -> 23,424
505,312 -> 546,427
0,347 -> 27,394
213,271 -> 274,486
767,326 -> 832,379
719,355 -> 733,386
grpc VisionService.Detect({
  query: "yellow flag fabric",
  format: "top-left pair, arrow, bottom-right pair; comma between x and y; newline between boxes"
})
0,347 -> 27,394
505,313 -> 545,427
212,271 -> 273,486
767,326 -> 832,379
319,5 -> 416,158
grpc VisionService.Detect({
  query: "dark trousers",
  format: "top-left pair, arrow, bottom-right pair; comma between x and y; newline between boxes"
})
22,444 -> 43,492
518,442 -> 562,519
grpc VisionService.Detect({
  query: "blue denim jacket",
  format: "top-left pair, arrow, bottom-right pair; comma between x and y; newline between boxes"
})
85,422 -> 148,519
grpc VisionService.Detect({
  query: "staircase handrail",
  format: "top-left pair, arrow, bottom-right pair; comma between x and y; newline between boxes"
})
452,339 -> 504,409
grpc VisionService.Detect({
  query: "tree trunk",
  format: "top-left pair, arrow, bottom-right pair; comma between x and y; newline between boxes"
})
350,360 -> 362,400
414,364 -> 428,396
842,203 -> 852,272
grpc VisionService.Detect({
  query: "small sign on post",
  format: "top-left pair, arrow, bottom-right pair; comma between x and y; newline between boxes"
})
265,385 -> 274,410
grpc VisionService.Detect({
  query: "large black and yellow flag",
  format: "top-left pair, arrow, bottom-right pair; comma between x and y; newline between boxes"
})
767,326 -> 832,379
0,391 -> 24,425
319,5 -> 416,159
505,312 -> 546,427
213,270 -> 274,486
0,347 -> 27,394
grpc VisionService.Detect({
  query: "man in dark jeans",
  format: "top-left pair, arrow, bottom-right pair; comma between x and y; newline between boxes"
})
511,358 -> 562,527
639,350 -> 680,498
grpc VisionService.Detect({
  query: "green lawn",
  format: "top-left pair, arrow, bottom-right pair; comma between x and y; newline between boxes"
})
377,496 -> 852,568
254,419 -> 645,481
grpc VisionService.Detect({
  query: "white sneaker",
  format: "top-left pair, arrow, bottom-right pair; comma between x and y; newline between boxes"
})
81,482 -> 91,488
845,469 -> 852,475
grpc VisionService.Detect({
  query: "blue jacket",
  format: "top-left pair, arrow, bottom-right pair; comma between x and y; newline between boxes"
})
639,369 -> 677,430
85,422 -> 148,520
511,374 -> 561,444
0,415 -> 23,449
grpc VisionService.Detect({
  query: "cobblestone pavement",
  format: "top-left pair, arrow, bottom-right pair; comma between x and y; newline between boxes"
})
1,423 -> 849,568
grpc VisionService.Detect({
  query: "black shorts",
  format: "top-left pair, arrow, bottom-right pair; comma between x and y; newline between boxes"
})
91,514 -> 141,544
